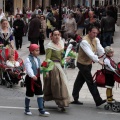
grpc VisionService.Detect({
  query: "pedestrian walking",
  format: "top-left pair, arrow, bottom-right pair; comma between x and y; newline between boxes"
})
101,10 -> 115,48
28,14 -> 41,44
43,29 -> 70,112
24,44 -> 50,116
13,14 -> 24,50
71,26 -> 106,106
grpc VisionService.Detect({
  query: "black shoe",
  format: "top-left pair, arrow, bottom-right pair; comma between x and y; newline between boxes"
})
71,100 -> 83,105
96,100 -> 106,107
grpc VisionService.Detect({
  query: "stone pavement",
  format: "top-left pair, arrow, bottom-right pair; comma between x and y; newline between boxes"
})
16,25 -> 120,104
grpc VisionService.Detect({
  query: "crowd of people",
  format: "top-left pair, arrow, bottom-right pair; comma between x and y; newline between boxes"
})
0,3 -> 119,117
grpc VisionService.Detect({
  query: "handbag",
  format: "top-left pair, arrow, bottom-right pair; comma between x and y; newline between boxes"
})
93,67 -> 106,87
114,62 -> 120,83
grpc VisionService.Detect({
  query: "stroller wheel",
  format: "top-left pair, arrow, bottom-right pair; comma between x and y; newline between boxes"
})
6,82 -> 10,88
20,81 -> 24,87
10,83 -> 13,88
104,104 -> 111,110
112,103 -> 120,112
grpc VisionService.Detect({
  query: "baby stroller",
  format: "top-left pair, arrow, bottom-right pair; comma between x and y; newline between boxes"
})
64,33 -> 82,69
93,63 -> 120,112
0,47 -> 25,88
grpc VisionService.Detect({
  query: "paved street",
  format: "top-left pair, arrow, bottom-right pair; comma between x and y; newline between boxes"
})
0,26 -> 120,120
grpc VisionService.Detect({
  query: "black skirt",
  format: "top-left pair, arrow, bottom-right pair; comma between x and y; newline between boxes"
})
105,70 -> 115,88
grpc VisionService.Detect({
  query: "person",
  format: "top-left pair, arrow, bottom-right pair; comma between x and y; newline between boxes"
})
39,15 -> 47,55
0,8 -> 5,21
76,9 -> 85,36
64,13 -> 77,40
15,8 -> 22,15
0,19 -> 14,49
104,46 -> 116,103
46,9 -> 56,38
28,14 -> 41,44
6,54 -> 20,67
71,26 -> 106,106
6,54 -> 22,79
43,29 -> 70,112
26,8 -> 32,20
13,14 -> 24,50
24,44 -> 50,116
101,10 -> 115,48
84,11 -> 100,35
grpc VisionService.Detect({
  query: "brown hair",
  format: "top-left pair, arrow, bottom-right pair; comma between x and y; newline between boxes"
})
1,19 -> 8,24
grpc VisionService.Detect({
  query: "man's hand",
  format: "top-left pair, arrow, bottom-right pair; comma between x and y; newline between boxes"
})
32,76 -> 37,81
98,61 -> 104,66
16,26 -> 18,29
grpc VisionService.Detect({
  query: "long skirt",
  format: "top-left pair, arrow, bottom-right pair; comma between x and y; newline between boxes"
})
43,63 -> 70,107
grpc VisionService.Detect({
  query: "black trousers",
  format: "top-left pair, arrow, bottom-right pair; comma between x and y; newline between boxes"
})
39,39 -> 45,54
15,36 -> 23,49
25,75 -> 43,97
72,62 -> 102,104
46,28 -> 51,38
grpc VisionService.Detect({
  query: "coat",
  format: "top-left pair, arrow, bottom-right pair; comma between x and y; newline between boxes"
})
28,17 -> 41,39
13,19 -> 24,37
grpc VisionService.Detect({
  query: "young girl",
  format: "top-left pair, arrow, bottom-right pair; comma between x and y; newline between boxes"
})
6,54 -> 20,67
24,44 -> 50,116
104,46 -> 116,103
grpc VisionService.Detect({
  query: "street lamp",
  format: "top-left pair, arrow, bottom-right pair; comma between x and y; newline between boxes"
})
58,0 -> 62,30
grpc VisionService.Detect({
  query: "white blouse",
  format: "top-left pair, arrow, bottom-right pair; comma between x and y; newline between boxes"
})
104,57 -> 116,72
6,60 -> 20,67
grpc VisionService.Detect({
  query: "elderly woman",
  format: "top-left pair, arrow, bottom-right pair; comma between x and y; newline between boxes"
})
64,13 -> 77,40
43,29 -> 70,112
0,19 -> 14,49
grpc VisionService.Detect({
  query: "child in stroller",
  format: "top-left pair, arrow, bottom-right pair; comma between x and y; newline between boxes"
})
64,33 -> 82,69
103,46 -> 120,112
0,47 -> 25,88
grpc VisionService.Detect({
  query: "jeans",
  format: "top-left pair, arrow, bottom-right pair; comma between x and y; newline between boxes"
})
102,32 -> 113,48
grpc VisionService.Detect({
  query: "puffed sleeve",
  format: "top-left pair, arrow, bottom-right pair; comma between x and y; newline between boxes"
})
45,48 -> 52,60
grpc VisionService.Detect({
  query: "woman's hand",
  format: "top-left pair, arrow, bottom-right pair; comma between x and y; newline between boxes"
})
98,60 -> 104,66
65,57 -> 71,62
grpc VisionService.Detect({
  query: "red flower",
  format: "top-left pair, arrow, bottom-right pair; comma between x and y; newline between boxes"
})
41,61 -> 48,67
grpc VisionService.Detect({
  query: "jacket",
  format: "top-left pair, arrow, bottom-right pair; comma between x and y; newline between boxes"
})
101,16 -> 115,33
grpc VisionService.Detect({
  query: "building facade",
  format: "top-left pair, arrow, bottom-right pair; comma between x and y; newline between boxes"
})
0,0 -> 120,15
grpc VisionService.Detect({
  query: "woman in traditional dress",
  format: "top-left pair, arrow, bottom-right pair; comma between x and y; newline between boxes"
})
0,19 -> 14,80
0,19 -> 14,49
43,29 -> 70,112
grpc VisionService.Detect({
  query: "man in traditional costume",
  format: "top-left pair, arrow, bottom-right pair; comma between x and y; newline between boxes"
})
72,26 -> 106,107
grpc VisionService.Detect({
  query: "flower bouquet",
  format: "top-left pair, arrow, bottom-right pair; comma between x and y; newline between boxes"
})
41,59 -> 54,77
61,50 -> 77,67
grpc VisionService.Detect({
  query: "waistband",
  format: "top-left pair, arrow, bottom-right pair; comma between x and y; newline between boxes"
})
52,60 -> 60,63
